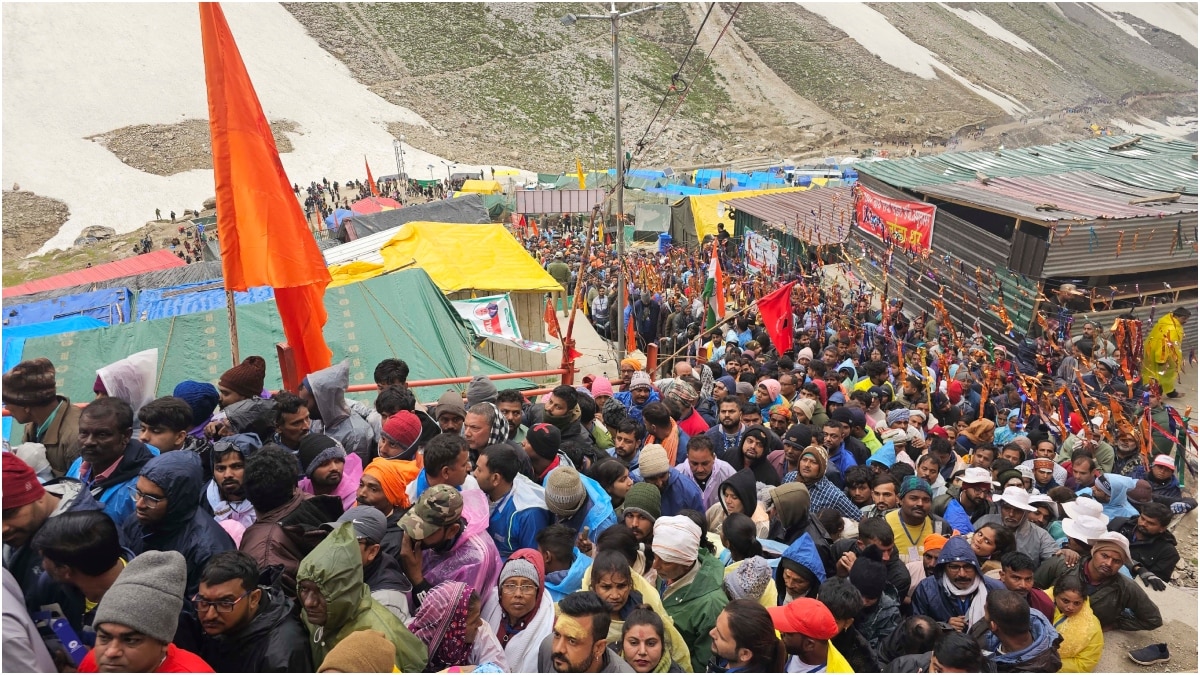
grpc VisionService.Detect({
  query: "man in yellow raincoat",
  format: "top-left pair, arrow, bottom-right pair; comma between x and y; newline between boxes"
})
1142,307 -> 1191,398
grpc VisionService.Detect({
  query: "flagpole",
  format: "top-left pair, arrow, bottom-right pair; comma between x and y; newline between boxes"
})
225,286 -> 241,366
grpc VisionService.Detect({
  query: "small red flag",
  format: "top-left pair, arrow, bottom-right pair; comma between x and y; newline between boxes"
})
365,156 -> 379,197
545,297 -> 561,339
758,281 -> 797,355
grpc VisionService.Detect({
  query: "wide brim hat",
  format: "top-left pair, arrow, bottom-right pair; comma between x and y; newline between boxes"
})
993,486 -> 1037,512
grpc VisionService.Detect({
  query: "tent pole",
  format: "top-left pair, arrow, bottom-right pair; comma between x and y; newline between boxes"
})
226,288 -> 241,366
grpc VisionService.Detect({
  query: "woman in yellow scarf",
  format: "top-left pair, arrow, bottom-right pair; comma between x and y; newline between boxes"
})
1049,576 -> 1103,672
1142,307 -> 1190,397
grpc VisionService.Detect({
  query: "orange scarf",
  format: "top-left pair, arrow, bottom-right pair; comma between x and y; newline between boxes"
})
648,419 -> 681,465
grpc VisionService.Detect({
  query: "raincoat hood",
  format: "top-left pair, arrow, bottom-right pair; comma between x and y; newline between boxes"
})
304,360 -> 351,427
770,481 -> 810,530
776,532 -> 825,600
836,359 -> 858,378
719,469 -> 760,517
867,441 -> 896,468
1093,473 -> 1139,519
935,536 -> 982,576
96,348 -> 158,415
297,522 -> 368,635
139,450 -> 204,533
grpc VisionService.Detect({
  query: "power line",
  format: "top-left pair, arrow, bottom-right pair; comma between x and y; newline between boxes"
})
632,2 -> 716,157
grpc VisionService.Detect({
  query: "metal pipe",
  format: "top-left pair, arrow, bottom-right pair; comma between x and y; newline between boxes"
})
344,368 -> 569,393
611,2 -> 625,364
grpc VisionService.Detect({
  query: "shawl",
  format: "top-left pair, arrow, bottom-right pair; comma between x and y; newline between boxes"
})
407,581 -> 473,672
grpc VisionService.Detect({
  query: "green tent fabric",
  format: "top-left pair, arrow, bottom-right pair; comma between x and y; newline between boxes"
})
19,269 -> 534,406
480,194 -> 513,220
415,179 -> 441,188
538,173 -> 562,185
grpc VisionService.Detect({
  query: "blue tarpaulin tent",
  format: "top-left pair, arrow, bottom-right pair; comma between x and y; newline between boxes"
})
135,282 -> 275,321
4,287 -> 132,327
3,316 -> 107,442
324,209 -> 355,228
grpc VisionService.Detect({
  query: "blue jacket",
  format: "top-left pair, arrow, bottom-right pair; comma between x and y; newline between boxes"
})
911,537 -> 1004,623
67,438 -> 158,526
978,606 -> 1062,672
542,472 -> 616,542
867,441 -> 896,469
774,532 -> 826,603
119,451 -> 235,599
1085,473 -> 1140,519
489,474 -> 553,561
630,468 -> 705,518
613,390 -> 661,424
545,548 -> 592,602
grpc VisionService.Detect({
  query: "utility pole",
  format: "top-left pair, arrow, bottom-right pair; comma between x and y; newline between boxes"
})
393,136 -> 406,200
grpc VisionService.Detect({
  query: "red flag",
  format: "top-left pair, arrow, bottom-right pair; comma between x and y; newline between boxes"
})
201,2 -> 332,376
364,156 -> 379,197
758,281 -> 797,355
545,297 -> 561,339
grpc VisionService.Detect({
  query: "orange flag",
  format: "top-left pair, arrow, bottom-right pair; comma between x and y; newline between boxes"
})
200,2 -> 332,377
365,156 -> 379,197
544,298 -> 561,339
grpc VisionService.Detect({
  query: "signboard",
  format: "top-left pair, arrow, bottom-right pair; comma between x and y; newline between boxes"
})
744,230 -> 780,276
451,293 -> 554,353
855,185 -> 937,252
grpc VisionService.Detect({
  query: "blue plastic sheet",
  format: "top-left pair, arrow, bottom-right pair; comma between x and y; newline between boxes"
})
4,288 -> 131,327
135,282 -> 275,321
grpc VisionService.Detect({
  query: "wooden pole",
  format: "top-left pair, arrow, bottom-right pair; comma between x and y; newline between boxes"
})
226,288 -> 241,365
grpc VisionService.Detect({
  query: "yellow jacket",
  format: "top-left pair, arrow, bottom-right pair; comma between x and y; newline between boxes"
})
1048,588 -> 1103,673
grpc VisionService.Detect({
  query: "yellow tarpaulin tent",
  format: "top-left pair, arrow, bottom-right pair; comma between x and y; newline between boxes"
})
327,222 -> 563,292
687,185 -> 815,243
459,179 -> 503,194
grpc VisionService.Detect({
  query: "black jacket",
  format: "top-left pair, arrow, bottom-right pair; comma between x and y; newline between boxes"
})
833,538 -> 911,602
832,626 -> 880,673
1111,516 -> 1180,582
197,570 -> 312,673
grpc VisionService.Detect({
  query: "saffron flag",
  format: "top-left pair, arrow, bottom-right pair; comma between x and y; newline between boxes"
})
758,281 -> 796,355
702,239 -> 725,330
200,2 -> 332,377
365,156 -> 379,197
576,157 -> 587,191
544,297 -> 561,339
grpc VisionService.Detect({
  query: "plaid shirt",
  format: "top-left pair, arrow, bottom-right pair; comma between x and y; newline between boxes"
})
784,472 -> 863,521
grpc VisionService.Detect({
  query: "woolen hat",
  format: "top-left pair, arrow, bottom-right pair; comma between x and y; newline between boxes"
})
297,434 -> 345,477
500,557 -> 540,586
622,482 -> 662,521
638,444 -> 670,478
735,382 -> 754,397
93,550 -> 186,644
317,629 -> 396,673
797,347 -> 814,361
526,422 -> 561,460
1,357 -> 57,407
435,390 -> 467,420
723,556 -> 772,601
782,424 -> 814,449
544,466 -> 587,517
793,399 -> 818,422
219,356 -> 267,399
899,475 -> 932,498
590,376 -> 614,398
2,453 -> 45,510
800,445 -> 828,478
382,411 -> 423,451
629,371 -> 653,391
465,375 -> 498,407
172,380 -> 220,428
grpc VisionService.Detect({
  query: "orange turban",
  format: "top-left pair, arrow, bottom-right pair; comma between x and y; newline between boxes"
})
923,533 -> 949,553
362,458 -> 420,509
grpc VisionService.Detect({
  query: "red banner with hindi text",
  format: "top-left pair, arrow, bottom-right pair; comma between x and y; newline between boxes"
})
854,185 -> 936,252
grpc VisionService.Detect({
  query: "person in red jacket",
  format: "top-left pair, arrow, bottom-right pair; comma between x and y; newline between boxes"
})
78,550 -> 213,673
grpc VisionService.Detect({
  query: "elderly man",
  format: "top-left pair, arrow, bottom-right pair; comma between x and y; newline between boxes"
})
1040,531 -> 1163,632
974,487 -> 1058,567
632,444 -> 704,518
613,372 -> 660,424
933,466 -> 996,533
652,515 -> 728,672
912,536 -> 1004,631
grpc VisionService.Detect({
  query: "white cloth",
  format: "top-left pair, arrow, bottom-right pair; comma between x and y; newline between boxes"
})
96,348 -> 158,417
471,623 -> 509,671
652,515 -> 702,565
206,481 -> 257,530
482,584 -> 555,674
939,571 -> 989,626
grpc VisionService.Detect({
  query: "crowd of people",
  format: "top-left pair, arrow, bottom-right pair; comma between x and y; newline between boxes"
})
1,206 -> 1195,673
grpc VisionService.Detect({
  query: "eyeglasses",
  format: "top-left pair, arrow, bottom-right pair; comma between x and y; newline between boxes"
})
192,590 -> 249,613
132,488 -> 166,506
500,582 -> 538,596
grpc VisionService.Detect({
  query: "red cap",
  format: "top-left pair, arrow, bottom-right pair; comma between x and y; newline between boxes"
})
928,426 -> 949,439
382,411 -> 422,450
767,597 -> 838,640
2,453 -> 45,510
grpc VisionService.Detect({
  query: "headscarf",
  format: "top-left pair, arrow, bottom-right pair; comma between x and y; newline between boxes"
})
759,379 -> 781,402
621,358 -> 645,372
496,549 -> 546,645
768,402 -> 792,422
811,379 -> 829,405
652,516 -> 702,565
362,457 -> 419,509
963,419 -> 995,446
716,375 -> 737,396
407,581 -> 473,672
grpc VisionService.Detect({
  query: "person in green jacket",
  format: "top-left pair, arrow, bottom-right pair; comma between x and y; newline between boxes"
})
297,522 -> 428,672
651,515 -> 729,672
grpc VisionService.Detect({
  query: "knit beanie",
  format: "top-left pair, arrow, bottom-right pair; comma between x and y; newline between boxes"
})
93,374 -> 108,396
297,434 -> 345,477
886,409 -> 911,427
219,356 -> 267,399
435,390 -> 467,420
93,550 -> 186,644
898,475 -> 932,498
317,629 -> 396,673
382,411 -> 423,451
590,376 -> 615,398
499,558 -> 540,586
849,547 -> 888,600
800,445 -> 828,478
466,375 -> 499,408
1,357 -> 57,407
622,482 -> 662,521
172,380 -> 220,428
526,423 -> 561,460
638,444 -> 670,478
797,347 -> 814,362
2,453 -> 45,510
723,556 -> 772,601
628,371 -> 653,391
794,398 -> 818,422
946,380 -> 964,405
544,466 -> 587,517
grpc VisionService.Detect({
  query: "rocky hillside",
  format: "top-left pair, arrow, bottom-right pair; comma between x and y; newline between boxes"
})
283,2 -> 1197,171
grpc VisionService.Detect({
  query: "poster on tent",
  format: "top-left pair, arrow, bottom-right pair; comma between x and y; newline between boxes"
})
451,294 -> 554,353
854,185 -> 936,252
744,230 -> 780,276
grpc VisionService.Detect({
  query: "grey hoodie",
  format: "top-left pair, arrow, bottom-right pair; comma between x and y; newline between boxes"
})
307,360 -> 375,463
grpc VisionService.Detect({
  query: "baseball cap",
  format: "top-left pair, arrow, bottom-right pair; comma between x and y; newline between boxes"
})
323,505 -> 387,544
767,597 -> 838,640
1153,455 -> 1176,472
399,484 -> 464,540
961,466 -> 993,486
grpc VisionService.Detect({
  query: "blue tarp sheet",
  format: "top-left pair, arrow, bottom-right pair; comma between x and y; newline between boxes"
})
648,185 -> 722,196
4,288 -> 132,327
135,281 -> 275,321
3,315 -> 107,442
324,209 -> 355,228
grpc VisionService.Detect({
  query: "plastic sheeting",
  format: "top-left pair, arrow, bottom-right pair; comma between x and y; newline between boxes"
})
632,204 -> 671,232
3,287 -> 132,327
683,186 -> 812,243
135,282 -> 275,322
3,316 -> 107,374
336,193 -> 491,241
15,269 -> 534,404
459,179 -> 503,194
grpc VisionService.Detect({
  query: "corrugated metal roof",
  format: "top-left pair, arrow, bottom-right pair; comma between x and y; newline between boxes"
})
725,186 -> 855,244
916,171 -> 1199,222
859,134 -> 1197,190
323,225 -> 402,267
3,249 -> 186,299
